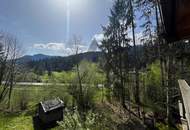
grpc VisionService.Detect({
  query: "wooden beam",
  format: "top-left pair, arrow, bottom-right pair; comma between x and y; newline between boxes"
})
178,80 -> 190,129
160,0 -> 190,42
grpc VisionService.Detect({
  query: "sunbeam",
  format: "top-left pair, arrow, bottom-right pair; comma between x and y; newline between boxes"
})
66,0 -> 70,42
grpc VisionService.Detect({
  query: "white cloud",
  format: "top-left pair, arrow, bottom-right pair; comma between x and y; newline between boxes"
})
33,42 -> 88,56
93,33 -> 104,45
94,34 -> 104,41
33,43 -> 46,49
34,43 -> 65,50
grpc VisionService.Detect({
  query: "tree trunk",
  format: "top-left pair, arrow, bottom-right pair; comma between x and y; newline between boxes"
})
130,0 -> 140,117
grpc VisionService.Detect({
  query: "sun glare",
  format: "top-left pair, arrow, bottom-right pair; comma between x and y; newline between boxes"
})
50,0 -> 88,13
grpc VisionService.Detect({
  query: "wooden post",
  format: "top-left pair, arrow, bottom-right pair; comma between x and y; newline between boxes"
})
178,100 -> 184,118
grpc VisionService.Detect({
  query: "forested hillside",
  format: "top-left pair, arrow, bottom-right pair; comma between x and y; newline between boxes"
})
18,45 -> 146,73
23,52 -> 102,73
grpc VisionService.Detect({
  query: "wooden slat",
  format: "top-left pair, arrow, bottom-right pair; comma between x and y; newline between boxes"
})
178,80 -> 190,129
179,100 -> 184,118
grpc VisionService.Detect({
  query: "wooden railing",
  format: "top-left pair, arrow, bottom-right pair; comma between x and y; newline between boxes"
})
178,80 -> 190,130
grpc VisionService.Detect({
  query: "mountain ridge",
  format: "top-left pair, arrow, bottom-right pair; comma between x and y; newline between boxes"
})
18,52 -> 103,73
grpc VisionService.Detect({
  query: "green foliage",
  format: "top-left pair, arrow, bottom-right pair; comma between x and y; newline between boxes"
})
16,72 -> 41,82
41,72 -> 49,83
58,109 -> 105,130
69,61 -> 106,111
155,122 -> 181,130
41,71 -> 76,83
144,61 -> 162,102
146,61 -> 161,88
143,61 -> 166,112
58,109 -> 84,130
74,60 -> 106,85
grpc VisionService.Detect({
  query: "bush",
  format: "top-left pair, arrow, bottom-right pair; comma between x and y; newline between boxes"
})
58,108 -> 105,130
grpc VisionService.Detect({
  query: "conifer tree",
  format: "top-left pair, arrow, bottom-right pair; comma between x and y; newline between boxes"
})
101,0 -> 130,107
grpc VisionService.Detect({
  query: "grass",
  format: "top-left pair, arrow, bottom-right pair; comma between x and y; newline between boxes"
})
0,85 -> 70,109
0,112 -> 33,130
155,122 -> 182,130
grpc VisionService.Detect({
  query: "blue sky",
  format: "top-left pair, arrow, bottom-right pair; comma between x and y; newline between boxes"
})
0,0 -> 113,56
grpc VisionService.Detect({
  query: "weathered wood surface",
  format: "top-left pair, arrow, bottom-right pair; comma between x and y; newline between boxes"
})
2,82 -> 104,87
178,80 -> 190,129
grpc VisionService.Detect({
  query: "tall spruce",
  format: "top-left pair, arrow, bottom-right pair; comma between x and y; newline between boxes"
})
0,41 -> 3,66
136,0 -> 157,66
127,0 -> 141,117
101,0 -> 130,107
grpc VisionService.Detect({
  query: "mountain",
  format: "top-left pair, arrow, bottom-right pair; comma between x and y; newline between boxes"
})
17,45 -> 145,73
17,54 -> 53,63
18,52 -> 103,73
31,54 -> 52,61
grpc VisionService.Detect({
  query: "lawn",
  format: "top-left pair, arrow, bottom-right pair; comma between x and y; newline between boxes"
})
0,112 -> 33,130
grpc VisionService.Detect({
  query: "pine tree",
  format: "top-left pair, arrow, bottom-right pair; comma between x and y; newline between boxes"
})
101,0 -> 130,108
0,35 -> 4,85
136,0 -> 157,65
127,0 -> 142,117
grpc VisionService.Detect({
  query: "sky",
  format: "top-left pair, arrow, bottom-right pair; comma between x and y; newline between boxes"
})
0,0 -> 113,56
